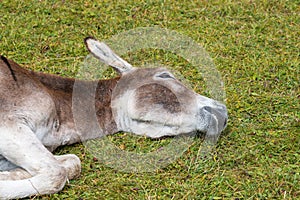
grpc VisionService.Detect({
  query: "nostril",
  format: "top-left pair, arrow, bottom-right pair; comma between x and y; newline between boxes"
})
203,106 -> 228,127
203,106 -> 212,113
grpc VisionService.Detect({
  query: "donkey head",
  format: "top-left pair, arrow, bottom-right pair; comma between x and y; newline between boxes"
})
85,37 -> 228,138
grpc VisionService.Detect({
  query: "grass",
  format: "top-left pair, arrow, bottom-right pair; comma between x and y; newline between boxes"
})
1,0 -> 299,199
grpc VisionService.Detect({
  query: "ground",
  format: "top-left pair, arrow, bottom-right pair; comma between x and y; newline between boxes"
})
0,0 -> 299,199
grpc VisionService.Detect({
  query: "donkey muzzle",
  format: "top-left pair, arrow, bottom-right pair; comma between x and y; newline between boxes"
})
201,104 -> 228,135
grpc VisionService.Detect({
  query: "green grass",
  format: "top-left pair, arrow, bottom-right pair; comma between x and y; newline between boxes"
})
1,0 -> 299,199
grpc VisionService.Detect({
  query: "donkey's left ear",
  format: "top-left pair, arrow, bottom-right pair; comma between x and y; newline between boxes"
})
84,37 -> 133,74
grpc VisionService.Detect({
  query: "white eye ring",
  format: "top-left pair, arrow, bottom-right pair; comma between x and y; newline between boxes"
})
156,72 -> 175,79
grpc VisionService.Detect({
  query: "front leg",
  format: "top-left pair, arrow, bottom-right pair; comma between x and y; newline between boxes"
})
0,155 -> 81,181
54,154 -> 81,180
0,123 -> 81,199
0,168 -> 31,181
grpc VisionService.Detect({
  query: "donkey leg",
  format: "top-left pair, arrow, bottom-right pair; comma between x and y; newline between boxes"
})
54,154 -> 81,180
0,168 -> 31,180
0,124 -> 69,199
0,154 -> 81,181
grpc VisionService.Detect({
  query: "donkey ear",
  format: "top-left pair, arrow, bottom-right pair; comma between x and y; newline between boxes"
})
84,37 -> 133,74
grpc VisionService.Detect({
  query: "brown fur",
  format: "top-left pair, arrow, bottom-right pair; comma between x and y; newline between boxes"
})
0,56 -> 119,149
32,70 -> 120,137
135,83 -> 181,113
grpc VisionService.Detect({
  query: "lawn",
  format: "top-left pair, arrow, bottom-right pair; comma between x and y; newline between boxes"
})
0,0 -> 299,199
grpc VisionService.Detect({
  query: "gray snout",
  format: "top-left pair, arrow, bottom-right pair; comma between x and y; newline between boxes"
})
203,105 -> 228,132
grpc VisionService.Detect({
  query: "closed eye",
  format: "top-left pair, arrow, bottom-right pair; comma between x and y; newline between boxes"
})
156,72 -> 175,79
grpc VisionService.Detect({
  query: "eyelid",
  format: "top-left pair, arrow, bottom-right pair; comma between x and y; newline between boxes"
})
156,72 -> 175,79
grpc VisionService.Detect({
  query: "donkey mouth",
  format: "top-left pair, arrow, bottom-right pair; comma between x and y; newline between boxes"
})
131,118 -> 179,129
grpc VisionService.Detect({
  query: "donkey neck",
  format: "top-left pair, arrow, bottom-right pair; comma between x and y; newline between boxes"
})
32,71 -> 120,144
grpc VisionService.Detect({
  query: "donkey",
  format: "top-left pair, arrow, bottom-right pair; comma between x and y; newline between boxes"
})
0,37 -> 227,199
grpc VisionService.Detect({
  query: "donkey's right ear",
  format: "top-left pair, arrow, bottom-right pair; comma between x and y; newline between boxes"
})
84,37 -> 133,74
